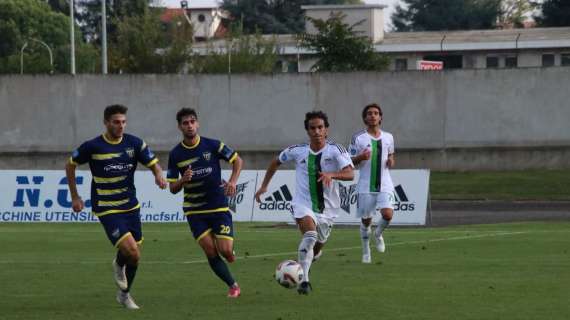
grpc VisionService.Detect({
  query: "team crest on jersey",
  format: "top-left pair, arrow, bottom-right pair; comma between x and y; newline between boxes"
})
125,148 -> 135,158
202,152 -> 211,161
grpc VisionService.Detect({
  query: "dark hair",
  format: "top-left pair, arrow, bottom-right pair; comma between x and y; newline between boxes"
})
361,103 -> 382,120
304,110 -> 329,130
104,104 -> 128,121
176,108 -> 198,124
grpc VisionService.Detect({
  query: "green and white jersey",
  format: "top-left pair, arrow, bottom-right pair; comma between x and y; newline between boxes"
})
278,142 -> 353,213
348,130 -> 395,194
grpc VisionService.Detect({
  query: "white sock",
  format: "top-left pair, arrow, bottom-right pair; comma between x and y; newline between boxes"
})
298,231 -> 317,283
376,218 -> 391,236
360,223 -> 371,255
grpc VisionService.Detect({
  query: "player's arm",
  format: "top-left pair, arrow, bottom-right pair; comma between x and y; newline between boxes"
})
386,153 -> 395,168
351,149 -> 371,166
224,154 -> 243,197
386,137 -> 396,168
318,165 -> 354,187
349,139 -> 369,166
169,167 -> 192,194
149,163 -> 167,189
254,157 -> 281,203
65,161 -> 84,213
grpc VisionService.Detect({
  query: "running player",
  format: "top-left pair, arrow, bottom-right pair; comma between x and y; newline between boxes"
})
349,103 -> 395,264
167,108 -> 243,298
255,111 -> 354,295
65,104 -> 167,309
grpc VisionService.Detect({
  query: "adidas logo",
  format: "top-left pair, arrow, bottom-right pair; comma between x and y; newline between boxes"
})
393,185 -> 415,211
259,185 -> 293,212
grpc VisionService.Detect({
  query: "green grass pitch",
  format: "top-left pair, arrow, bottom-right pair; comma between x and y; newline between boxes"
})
0,222 -> 568,320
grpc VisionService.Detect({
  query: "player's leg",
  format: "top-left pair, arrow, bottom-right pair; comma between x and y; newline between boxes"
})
115,235 -> 141,309
357,193 -> 376,263
374,192 -> 394,253
293,204 -> 318,295
99,212 -> 141,309
189,214 -> 238,297
212,212 -> 240,298
199,235 -> 240,297
312,214 -> 334,262
121,211 -> 143,293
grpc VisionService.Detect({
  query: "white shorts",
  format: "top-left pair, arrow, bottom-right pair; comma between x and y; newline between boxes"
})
356,192 -> 394,218
292,203 -> 338,243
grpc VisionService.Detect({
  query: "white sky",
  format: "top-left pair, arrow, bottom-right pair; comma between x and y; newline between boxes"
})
158,0 -> 400,29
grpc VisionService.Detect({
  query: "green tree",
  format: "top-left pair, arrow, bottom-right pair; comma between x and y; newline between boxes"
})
191,28 -> 278,74
499,0 -> 537,28
221,0 -> 362,35
76,0 -> 151,43
534,0 -> 570,27
47,0 -> 69,15
392,0 -> 501,31
109,11 -> 194,73
0,0 -> 97,74
297,13 -> 389,72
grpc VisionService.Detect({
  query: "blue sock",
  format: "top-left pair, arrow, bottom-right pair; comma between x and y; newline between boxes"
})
207,256 -> 235,287
116,251 -> 127,267
122,264 -> 138,293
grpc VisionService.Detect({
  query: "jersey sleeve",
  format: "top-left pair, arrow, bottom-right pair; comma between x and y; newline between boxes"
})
137,139 -> 159,167
217,141 -> 238,163
277,145 -> 298,164
336,145 -> 354,169
166,151 -> 179,183
348,133 -> 361,157
348,140 -> 359,157
69,141 -> 91,166
388,135 -> 395,155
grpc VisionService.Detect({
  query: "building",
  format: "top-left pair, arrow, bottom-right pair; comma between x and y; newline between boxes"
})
160,2 -> 229,41
299,5 -> 570,72
183,3 -> 570,73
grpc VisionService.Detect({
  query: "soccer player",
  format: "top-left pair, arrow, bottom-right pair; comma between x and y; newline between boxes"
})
254,111 -> 354,295
65,104 -> 167,309
167,108 -> 243,298
349,103 -> 395,264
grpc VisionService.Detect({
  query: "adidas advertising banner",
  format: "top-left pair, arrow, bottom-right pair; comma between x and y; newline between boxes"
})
251,170 -> 430,226
0,170 -> 429,225
335,170 -> 431,225
250,171 -> 297,222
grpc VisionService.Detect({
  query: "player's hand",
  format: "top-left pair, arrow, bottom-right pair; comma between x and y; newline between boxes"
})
254,186 -> 267,203
71,196 -> 84,213
386,157 -> 394,168
156,175 -> 167,189
181,166 -> 193,183
318,172 -> 334,188
360,149 -> 371,161
223,180 -> 237,197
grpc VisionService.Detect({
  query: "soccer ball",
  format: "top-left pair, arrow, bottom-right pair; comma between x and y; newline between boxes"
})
275,260 -> 303,289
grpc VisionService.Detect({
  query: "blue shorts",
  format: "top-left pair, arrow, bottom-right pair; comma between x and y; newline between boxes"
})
98,209 -> 142,247
186,211 -> 234,241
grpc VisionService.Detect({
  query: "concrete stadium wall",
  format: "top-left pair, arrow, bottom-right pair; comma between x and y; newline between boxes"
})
1,68 -> 569,170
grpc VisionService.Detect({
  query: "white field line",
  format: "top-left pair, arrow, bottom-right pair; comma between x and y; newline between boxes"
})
0,228 -> 542,234
0,231 -> 527,265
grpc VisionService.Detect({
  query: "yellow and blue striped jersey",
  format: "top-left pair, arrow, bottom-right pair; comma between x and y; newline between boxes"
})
166,136 -> 238,216
69,133 -> 158,217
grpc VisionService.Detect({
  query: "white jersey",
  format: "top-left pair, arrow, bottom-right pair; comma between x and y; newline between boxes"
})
278,141 -> 353,213
348,130 -> 395,194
